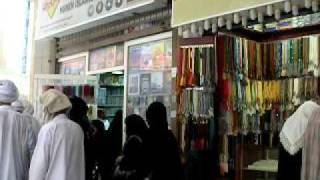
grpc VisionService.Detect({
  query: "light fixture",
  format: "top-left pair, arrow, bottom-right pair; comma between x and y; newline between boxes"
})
183,27 -> 191,38
305,0 -> 312,8
312,0 -> 319,12
267,5 -> 273,16
204,19 -> 210,30
292,5 -> 299,16
226,19 -> 232,30
242,15 -> 248,27
233,13 -> 240,24
218,17 -> 225,27
258,10 -> 264,23
112,70 -> 124,75
212,23 -> 218,33
284,1 -> 291,13
178,26 -> 183,36
250,9 -> 257,20
275,8 -> 281,20
191,23 -> 197,34
198,23 -> 204,36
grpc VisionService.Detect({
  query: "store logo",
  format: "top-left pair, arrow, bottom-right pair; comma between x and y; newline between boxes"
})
43,0 -> 60,18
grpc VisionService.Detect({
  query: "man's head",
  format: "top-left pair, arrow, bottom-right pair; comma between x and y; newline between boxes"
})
11,100 -> 24,113
40,89 -> 72,123
0,80 -> 18,105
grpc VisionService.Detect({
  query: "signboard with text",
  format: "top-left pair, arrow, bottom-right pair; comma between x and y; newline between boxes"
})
37,0 -> 155,39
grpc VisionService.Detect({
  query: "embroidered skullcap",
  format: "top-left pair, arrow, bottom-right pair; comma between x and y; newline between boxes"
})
0,80 -> 19,103
40,89 -> 71,114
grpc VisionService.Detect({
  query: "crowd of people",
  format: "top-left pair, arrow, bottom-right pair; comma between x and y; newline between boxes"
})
0,80 -> 183,180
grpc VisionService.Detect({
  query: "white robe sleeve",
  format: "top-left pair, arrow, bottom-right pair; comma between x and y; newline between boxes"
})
26,125 -> 36,161
29,127 -> 52,180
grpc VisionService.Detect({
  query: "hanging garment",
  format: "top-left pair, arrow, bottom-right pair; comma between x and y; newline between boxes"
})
279,101 -> 320,155
29,114 -> 85,180
301,107 -> 320,180
277,143 -> 302,180
0,105 -> 36,180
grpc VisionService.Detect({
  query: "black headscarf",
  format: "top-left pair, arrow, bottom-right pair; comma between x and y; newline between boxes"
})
146,102 -> 168,132
125,114 -> 148,140
69,96 -> 90,132
145,102 -> 183,180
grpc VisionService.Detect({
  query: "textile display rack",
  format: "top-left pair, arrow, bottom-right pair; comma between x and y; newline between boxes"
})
176,37 -> 218,180
216,33 -> 320,180
33,74 -> 98,121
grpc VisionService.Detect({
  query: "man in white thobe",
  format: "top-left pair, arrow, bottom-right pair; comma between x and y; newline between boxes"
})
0,80 -> 36,180
12,100 -> 41,137
29,89 -> 85,180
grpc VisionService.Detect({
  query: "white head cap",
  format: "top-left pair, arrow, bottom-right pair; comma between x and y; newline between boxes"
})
40,89 -> 71,114
11,100 -> 24,113
0,80 -> 19,104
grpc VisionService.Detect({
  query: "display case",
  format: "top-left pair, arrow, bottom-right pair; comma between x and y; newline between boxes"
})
98,72 -> 124,122
124,32 -> 173,125
33,74 -> 98,121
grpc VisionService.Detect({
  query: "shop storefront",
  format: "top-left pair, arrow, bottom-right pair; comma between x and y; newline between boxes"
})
172,0 -> 320,180
34,0 -> 173,123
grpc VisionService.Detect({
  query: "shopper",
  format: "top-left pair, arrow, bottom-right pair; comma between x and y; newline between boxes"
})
104,110 -> 123,180
113,114 -> 150,180
69,96 -> 95,180
12,100 -> 41,137
29,89 -> 85,180
146,102 -> 183,180
0,80 -> 36,180
91,120 -> 107,180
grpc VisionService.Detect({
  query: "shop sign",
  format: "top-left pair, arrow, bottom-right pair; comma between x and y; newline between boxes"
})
172,0 -> 285,27
37,0 -> 155,39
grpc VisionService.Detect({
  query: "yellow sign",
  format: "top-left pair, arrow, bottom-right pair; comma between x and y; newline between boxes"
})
172,0 -> 284,27
43,0 -> 60,18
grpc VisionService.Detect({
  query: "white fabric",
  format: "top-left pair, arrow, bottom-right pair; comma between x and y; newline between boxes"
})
24,114 -> 41,138
280,100 -> 320,155
0,80 -> 19,103
12,100 -> 25,113
29,114 -> 85,180
0,105 -> 36,180
23,101 -> 34,116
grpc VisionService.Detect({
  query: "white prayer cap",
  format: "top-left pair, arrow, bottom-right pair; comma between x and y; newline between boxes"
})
11,100 -> 24,113
0,80 -> 19,103
40,89 -> 71,114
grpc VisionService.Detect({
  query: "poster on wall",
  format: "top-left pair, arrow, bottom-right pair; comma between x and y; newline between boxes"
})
140,46 -> 152,70
151,72 -> 163,93
128,74 -> 140,96
105,46 -> 116,68
152,42 -> 165,69
88,45 -> 118,73
89,48 -> 106,71
59,54 -> 87,75
116,44 -> 124,66
126,32 -> 172,124
129,45 -> 142,69
140,73 -> 151,95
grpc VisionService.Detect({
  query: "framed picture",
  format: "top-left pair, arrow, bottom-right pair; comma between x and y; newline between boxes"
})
87,45 -> 124,74
59,52 -> 88,75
